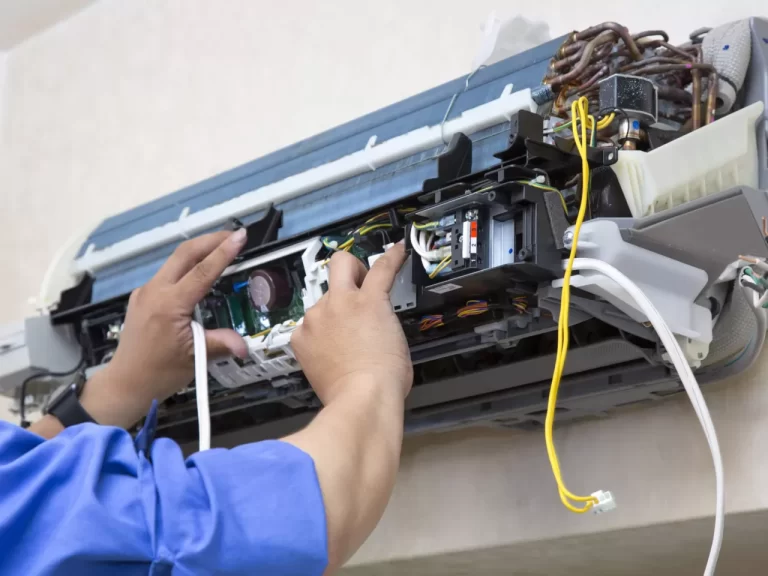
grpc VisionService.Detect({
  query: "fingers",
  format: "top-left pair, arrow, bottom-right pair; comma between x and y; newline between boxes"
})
205,328 -> 248,359
154,231 -> 233,284
362,242 -> 406,294
177,228 -> 248,308
328,251 -> 368,293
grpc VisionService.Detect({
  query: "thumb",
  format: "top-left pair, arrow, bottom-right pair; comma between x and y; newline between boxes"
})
205,328 -> 248,359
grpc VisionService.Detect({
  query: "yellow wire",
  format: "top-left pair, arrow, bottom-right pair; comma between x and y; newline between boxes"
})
515,180 -> 568,214
429,256 -> 451,279
334,222 -> 393,253
544,95 -> 599,514
358,223 -> 392,235
596,112 -> 615,130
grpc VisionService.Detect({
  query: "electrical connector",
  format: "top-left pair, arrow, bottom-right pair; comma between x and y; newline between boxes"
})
590,490 -> 617,515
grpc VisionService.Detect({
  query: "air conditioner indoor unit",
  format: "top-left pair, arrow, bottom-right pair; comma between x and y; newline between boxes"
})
3,17 -> 767,448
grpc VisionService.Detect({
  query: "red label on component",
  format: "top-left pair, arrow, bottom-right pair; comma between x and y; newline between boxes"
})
470,221 -> 478,254
470,221 -> 478,237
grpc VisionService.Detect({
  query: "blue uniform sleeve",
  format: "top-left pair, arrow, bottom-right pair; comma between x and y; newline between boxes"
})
0,417 -> 327,576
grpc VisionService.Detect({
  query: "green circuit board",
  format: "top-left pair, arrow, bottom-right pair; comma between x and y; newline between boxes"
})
225,288 -> 304,337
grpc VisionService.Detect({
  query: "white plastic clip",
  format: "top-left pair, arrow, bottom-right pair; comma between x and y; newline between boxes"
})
364,135 -> 378,171
178,206 -> 191,239
80,243 -> 97,276
500,83 -> 515,120
591,490 -> 617,515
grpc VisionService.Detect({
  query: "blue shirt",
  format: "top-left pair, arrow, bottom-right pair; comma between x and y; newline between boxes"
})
0,403 -> 328,575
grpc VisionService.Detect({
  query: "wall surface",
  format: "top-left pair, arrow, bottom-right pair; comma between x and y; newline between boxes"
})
0,0 -> 98,50
1,1 -> 767,574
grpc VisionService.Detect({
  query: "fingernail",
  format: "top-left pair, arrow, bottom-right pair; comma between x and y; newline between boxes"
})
230,228 -> 247,245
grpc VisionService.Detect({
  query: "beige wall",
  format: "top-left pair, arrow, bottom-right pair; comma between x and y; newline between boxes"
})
1,1 -> 768,574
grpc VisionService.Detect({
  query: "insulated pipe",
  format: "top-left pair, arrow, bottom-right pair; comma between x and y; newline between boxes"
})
702,19 -> 752,114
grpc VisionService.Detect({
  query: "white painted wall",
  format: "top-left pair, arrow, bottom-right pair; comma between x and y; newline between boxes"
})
1,1 -> 767,574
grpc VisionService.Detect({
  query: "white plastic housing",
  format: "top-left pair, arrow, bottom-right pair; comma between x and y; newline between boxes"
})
556,220 -> 712,347
301,238 -> 329,312
590,490 -> 617,515
209,323 -> 301,389
611,101 -> 763,218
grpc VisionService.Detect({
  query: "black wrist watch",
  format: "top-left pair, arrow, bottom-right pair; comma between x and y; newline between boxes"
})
46,379 -> 97,428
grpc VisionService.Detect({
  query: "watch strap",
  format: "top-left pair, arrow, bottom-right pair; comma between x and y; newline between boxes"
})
47,382 -> 96,428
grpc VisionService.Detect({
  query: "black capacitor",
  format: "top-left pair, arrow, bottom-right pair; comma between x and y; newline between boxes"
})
248,269 -> 292,311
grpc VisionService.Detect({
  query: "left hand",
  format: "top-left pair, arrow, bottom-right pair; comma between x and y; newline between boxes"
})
80,230 -> 249,428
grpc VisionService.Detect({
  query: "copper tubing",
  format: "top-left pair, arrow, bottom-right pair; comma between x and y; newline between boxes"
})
569,64 -> 610,95
619,56 -> 690,73
633,30 -> 670,43
657,41 -> 698,61
551,38 -> 614,72
691,70 -> 702,130
705,71 -> 719,125
657,84 -> 694,104
626,63 -> 715,76
558,40 -> 587,58
574,22 -> 643,60
628,63 -> 719,125
548,31 -> 617,88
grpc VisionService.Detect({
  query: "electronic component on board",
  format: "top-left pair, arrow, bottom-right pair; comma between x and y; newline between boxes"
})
248,269 -> 293,311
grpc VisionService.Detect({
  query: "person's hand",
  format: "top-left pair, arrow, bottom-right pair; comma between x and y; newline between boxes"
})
291,244 -> 412,406
80,230 -> 249,428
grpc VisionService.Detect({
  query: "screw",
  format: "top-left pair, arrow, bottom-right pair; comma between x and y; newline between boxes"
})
563,230 -> 574,245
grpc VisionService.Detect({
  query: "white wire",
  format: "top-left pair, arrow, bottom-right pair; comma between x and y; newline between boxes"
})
410,224 -> 447,261
190,320 -> 210,452
570,258 -> 724,576
419,230 -> 438,271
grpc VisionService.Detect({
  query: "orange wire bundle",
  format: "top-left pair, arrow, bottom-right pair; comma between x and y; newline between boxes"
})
456,300 -> 489,318
419,314 -> 445,331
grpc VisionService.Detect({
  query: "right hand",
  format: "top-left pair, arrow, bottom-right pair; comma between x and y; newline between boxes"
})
291,244 -> 413,405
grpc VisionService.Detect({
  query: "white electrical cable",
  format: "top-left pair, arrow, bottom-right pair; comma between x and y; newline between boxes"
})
419,230 -> 436,271
570,258 -> 724,576
409,224 -> 449,261
190,320 -> 210,452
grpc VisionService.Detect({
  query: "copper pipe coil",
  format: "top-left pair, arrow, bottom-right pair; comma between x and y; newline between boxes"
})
691,70 -> 702,130
624,63 -> 719,125
620,56 -> 690,73
705,71 -> 719,125
548,31 -> 618,88
633,30 -> 670,42
656,84 -> 694,104
558,39 -> 587,58
574,22 -> 643,60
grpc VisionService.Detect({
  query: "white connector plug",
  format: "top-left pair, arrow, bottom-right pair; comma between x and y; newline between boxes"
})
590,490 -> 617,515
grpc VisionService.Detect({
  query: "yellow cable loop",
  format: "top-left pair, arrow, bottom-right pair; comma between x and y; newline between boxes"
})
428,255 -> 451,279
544,96 -> 599,513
